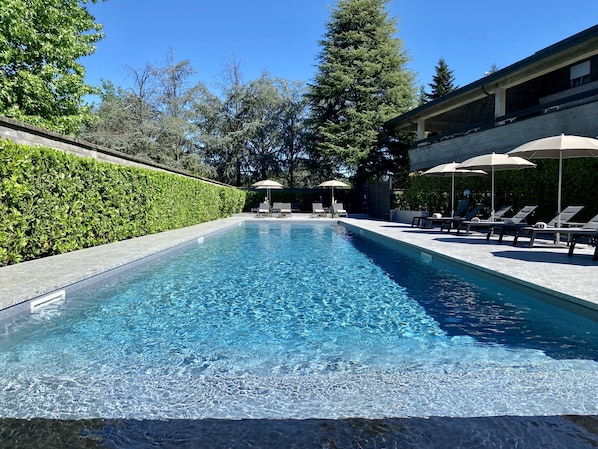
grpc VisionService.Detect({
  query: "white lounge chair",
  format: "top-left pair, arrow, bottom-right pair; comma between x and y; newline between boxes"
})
256,202 -> 271,217
331,203 -> 347,217
312,202 -> 327,218
273,202 -> 292,218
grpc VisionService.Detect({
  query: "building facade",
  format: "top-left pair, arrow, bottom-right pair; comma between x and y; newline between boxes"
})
385,25 -> 598,171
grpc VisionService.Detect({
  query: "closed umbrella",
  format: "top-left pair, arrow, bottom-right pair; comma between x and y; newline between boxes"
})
457,153 -> 536,221
317,180 -> 349,205
508,134 -> 598,227
251,179 -> 284,204
423,162 -> 486,216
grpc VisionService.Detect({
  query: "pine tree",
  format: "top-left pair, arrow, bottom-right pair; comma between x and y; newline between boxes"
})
424,58 -> 458,102
305,0 -> 417,187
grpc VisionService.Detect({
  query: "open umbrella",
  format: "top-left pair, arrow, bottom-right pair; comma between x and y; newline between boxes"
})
251,179 -> 284,204
508,134 -> 598,227
457,153 -> 536,221
317,180 -> 349,205
423,162 -> 486,216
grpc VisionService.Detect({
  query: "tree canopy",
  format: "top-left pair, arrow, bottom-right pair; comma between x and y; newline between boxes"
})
2,0 -> 421,192
305,0 -> 417,187
82,55 -> 311,187
0,0 -> 104,134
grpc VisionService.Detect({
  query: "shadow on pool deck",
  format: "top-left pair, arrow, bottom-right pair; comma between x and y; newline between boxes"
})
491,249 -> 598,266
2,415 -> 597,448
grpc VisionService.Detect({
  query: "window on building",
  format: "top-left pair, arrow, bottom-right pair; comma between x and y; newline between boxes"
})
570,60 -> 591,87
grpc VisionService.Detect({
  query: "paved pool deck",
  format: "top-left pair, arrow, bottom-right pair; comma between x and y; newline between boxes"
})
0,213 -> 597,316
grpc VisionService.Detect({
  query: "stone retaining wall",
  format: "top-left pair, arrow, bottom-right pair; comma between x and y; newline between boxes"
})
0,116 -> 228,186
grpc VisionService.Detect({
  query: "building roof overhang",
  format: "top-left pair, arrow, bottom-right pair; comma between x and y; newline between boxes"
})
385,25 -> 598,132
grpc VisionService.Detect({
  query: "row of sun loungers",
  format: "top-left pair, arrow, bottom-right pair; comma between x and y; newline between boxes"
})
255,202 -> 293,218
313,203 -> 347,217
422,203 -> 486,231
254,202 -> 348,218
456,205 -> 538,239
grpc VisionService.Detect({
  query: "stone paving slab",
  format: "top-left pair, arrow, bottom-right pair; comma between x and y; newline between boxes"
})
0,214 -> 596,316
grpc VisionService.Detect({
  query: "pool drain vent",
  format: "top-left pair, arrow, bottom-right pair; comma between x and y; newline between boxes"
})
420,252 -> 432,263
30,290 -> 65,312
197,236 -> 205,244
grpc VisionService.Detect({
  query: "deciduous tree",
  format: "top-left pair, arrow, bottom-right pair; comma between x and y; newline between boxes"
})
0,0 -> 104,134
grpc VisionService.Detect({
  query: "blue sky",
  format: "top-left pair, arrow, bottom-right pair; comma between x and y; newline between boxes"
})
82,0 -> 598,98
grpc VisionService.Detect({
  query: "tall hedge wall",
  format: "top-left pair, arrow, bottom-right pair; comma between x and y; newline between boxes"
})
0,139 -> 245,266
400,158 -> 598,223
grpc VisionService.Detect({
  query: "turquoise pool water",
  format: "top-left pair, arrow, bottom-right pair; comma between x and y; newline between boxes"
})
0,222 -> 597,420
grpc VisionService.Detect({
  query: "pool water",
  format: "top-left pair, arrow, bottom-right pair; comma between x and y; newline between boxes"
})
0,222 -> 597,420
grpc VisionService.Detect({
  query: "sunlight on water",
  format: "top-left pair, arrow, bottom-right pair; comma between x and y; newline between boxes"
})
0,222 -> 597,420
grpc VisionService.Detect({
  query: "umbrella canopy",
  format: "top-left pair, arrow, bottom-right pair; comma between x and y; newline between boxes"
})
423,162 -> 486,216
317,180 -> 349,205
508,134 -> 598,227
457,153 -> 536,221
251,179 -> 284,204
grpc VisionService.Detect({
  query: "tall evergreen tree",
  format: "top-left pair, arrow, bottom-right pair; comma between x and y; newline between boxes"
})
305,0 -> 417,187
424,58 -> 458,102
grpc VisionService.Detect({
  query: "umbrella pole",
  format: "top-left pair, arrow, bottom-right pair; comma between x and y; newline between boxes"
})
557,150 -> 563,228
451,173 -> 455,217
491,168 -> 495,221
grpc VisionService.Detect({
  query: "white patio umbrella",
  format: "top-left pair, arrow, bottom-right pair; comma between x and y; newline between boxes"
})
457,153 -> 536,221
508,134 -> 598,227
251,179 -> 284,204
317,180 -> 349,205
422,162 -> 486,216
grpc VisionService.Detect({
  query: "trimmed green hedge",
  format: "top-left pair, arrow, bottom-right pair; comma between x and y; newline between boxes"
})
401,159 -> 598,223
0,139 -> 245,265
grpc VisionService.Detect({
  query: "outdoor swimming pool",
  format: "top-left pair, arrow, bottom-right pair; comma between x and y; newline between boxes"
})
0,221 -> 597,422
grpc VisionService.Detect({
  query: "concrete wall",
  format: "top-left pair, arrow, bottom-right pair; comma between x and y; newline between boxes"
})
408,101 -> 598,170
390,210 -> 429,224
0,116 -> 228,186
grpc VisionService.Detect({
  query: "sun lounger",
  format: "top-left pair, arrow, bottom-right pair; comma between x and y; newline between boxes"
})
568,229 -> 598,260
272,202 -> 292,218
411,211 -> 430,227
457,205 -> 537,239
455,205 -> 512,233
545,206 -> 585,227
424,203 -> 484,231
441,203 -> 485,231
514,211 -> 598,247
416,199 -> 469,229
490,205 -> 513,221
331,203 -> 347,217
256,202 -> 271,217
511,205 -> 585,246
312,202 -> 327,218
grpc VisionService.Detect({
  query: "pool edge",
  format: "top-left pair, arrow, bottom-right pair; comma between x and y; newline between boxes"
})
340,220 -> 598,320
